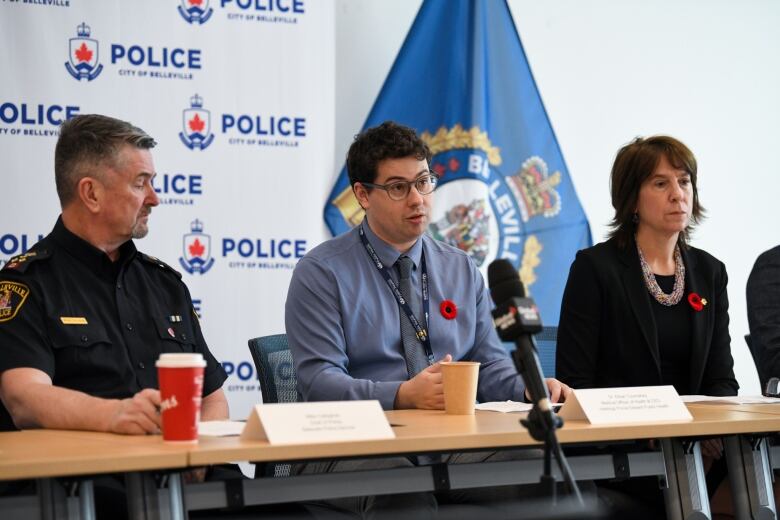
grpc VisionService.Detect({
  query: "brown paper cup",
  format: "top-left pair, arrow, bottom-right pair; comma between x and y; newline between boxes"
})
441,361 -> 480,415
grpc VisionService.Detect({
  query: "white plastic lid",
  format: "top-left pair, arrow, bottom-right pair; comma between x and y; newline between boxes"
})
155,353 -> 206,368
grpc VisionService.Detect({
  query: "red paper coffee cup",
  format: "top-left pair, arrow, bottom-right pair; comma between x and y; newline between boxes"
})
156,353 -> 206,443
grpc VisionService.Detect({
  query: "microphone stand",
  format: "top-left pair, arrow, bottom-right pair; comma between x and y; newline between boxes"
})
512,340 -> 583,506
487,258 -> 583,508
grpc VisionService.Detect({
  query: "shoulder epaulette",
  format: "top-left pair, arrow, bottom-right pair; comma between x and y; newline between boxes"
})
138,253 -> 183,279
1,248 -> 52,273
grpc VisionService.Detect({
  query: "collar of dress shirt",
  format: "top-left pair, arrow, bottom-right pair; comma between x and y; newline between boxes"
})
360,218 -> 424,271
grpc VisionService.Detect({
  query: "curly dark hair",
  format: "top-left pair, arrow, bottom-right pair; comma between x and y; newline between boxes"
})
608,135 -> 704,249
346,121 -> 432,186
55,114 -> 156,207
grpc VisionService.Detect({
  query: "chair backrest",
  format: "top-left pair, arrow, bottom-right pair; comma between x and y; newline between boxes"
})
535,326 -> 558,378
247,334 -> 297,478
247,334 -> 298,404
502,325 -> 557,378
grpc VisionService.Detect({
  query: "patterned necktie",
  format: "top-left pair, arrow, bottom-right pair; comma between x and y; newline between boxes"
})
397,255 -> 428,378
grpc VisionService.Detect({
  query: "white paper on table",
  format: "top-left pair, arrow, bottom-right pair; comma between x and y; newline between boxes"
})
476,401 -> 533,413
198,420 -> 245,437
681,395 -> 780,405
475,401 -> 564,413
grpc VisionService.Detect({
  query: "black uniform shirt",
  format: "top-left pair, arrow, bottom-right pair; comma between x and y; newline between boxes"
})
0,217 -> 227,431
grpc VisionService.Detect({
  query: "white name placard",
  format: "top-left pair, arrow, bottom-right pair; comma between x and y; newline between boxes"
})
241,400 -> 395,444
558,385 -> 692,425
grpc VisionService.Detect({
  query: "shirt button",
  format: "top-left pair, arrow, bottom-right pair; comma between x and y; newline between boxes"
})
138,362 -> 145,369
81,335 -> 88,342
181,333 -> 187,341
126,323 -> 133,331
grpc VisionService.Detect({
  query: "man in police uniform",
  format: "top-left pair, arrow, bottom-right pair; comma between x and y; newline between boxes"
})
0,114 -> 228,434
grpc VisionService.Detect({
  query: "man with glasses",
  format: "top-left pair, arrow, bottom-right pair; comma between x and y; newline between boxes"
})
285,121 -> 572,517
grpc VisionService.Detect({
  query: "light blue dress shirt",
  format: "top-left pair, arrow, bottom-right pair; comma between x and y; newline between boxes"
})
285,220 -> 525,410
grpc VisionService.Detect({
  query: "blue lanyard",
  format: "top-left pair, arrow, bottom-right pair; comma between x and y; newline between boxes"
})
358,226 -> 433,364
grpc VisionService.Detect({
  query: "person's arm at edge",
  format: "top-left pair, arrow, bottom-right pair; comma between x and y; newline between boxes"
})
200,388 -> 229,421
0,367 -> 160,434
748,249 -> 780,385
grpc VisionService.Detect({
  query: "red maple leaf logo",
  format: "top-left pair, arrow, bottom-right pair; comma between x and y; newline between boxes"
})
188,114 -> 205,133
432,163 -> 446,176
189,0 -> 203,5
448,157 -> 460,171
189,238 -> 205,258
74,42 -> 93,63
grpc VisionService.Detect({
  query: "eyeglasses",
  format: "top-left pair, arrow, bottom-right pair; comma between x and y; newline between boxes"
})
361,173 -> 439,201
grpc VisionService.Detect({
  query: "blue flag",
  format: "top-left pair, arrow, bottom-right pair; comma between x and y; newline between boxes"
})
323,0 -> 592,325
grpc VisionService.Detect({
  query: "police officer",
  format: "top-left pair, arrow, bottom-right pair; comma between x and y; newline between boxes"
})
0,114 -> 228,434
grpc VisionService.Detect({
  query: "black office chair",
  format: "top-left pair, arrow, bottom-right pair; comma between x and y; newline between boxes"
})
247,334 -> 298,478
248,334 -> 299,405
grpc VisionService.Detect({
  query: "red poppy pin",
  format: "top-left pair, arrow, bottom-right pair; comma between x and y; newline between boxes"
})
687,292 -> 708,312
440,299 -> 457,320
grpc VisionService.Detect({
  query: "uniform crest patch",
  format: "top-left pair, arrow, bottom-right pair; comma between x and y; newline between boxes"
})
0,281 -> 30,322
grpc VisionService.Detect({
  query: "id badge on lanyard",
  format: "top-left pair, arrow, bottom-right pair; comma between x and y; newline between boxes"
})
358,226 -> 434,364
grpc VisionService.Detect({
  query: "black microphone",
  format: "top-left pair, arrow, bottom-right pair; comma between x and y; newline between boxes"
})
487,259 -> 559,438
488,260 -> 582,504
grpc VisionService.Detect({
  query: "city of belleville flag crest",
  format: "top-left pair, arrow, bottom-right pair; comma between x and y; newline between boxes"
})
323,0 -> 592,325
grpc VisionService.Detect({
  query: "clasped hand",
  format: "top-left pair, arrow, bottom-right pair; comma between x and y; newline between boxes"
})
107,388 -> 161,435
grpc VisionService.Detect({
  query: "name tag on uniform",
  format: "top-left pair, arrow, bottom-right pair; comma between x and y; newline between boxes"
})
60,316 -> 88,325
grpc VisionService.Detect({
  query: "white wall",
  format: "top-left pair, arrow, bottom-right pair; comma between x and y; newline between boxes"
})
334,0 -> 780,394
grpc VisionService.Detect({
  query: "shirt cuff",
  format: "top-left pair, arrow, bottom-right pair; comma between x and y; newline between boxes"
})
372,381 -> 404,410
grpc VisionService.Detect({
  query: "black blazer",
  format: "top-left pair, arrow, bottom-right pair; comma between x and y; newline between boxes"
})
556,237 -> 738,396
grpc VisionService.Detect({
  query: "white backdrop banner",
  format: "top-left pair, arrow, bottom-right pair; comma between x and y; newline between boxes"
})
0,0 -> 335,419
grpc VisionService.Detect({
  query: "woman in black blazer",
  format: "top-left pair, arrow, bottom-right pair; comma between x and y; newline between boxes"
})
556,135 -> 738,516
556,227 -> 738,397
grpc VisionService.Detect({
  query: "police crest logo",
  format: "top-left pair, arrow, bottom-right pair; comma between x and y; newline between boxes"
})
64,23 -> 104,82
179,219 -> 215,275
423,125 -> 558,285
0,282 -> 30,323
179,94 -> 215,150
178,0 -> 214,25
429,199 -> 490,267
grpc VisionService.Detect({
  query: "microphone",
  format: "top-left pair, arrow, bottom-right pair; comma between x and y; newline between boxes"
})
487,259 -> 560,438
487,259 -> 582,504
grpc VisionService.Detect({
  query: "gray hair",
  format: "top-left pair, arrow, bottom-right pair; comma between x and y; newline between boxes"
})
54,114 -> 156,206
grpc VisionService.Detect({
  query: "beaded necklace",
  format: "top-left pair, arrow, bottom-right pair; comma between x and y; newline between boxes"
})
636,240 -> 685,306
